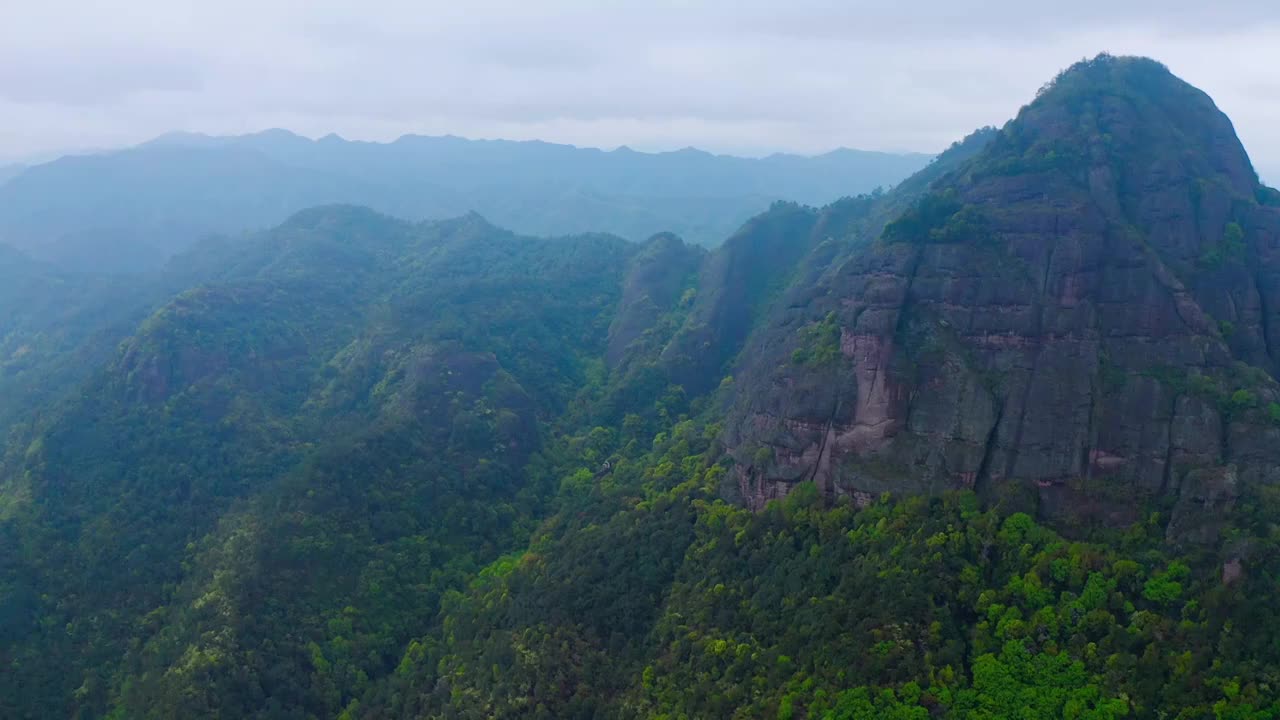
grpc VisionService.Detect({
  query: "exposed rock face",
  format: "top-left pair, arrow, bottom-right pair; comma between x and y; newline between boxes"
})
660,202 -> 821,395
724,56 -> 1280,540
650,129 -> 998,402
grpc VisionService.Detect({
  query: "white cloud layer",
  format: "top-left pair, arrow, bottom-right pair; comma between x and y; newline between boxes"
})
2,1 -> 1277,178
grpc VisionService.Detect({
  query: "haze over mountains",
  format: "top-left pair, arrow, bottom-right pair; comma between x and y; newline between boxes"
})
0,131 -> 929,271
4,54 -> 1280,720
0,165 -> 23,186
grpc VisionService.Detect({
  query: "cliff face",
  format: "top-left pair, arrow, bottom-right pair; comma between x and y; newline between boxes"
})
647,131 -> 1000,401
723,56 -> 1280,540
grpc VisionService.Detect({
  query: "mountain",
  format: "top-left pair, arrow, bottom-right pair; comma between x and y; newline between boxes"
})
4,55 -> 1280,720
722,54 -> 1280,542
389,56 -> 1280,719
0,132 -> 930,271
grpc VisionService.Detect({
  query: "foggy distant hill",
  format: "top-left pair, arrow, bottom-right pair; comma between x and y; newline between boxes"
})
0,130 -> 930,270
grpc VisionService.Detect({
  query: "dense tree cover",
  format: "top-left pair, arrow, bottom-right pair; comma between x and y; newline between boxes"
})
0,207 -> 639,719
0,246 -> 166,441
393,416 -> 1280,719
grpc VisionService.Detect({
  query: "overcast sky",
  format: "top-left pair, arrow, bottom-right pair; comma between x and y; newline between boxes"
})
2,1 -> 1278,178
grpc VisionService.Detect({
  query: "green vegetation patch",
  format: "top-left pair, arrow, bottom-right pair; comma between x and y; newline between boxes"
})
792,312 -> 843,366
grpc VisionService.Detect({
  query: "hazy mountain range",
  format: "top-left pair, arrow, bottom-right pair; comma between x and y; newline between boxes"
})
0,131 -> 930,271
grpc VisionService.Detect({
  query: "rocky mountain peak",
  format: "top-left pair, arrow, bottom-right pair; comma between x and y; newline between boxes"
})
983,54 -> 1257,200
722,56 -> 1280,543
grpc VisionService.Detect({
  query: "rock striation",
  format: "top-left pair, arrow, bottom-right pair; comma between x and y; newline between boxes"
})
717,56 -> 1280,541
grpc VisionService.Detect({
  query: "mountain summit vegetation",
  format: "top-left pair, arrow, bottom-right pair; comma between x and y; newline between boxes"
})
3,55 -> 1280,719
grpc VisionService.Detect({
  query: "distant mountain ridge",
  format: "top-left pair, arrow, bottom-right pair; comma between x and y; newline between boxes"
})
0,130 -> 930,270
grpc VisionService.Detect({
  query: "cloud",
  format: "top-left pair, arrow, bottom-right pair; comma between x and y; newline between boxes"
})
0,0 -> 1276,170
0,48 -> 202,105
